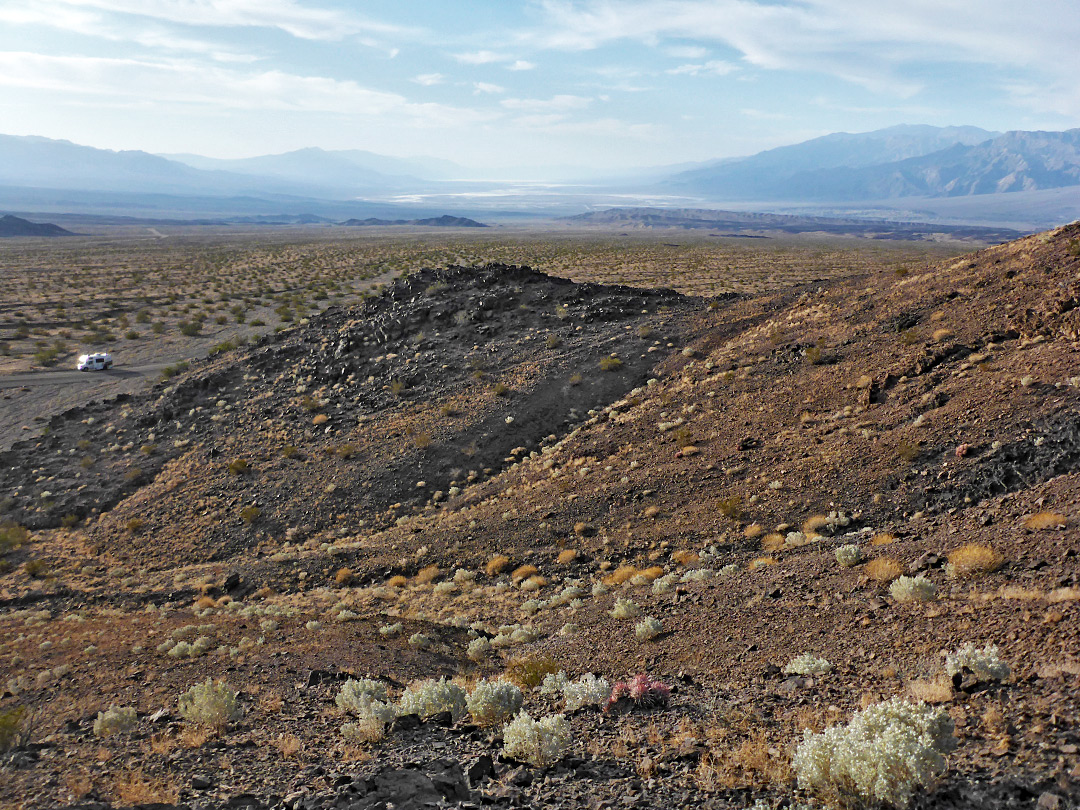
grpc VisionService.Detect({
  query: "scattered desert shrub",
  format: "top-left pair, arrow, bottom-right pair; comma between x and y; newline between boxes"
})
835,544 -> 865,568
0,706 -> 34,752
502,710 -> 571,767
399,678 -> 466,722
505,656 -> 561,691
906,677 -> 953,704
341,717 -> 386,744
870,532 -> 896,546
761,532 -> 786,551
386,574 -> 407,588
890,575 -> 938,603
407,632 -> 430,649
865,557 -> 904,583
561,673 -> 611,711
93,705 -> 137,737
467,636 -> 491,661
467,680 -> 524,726
945,544 -> 1004,579
414,564 -> 441,584
486,555 -> 511,576
334,568 -> 354,586
177,679 -> 241,731
336,679 -> 397,723
226,458 -> 249,475
1022,512 -> 1067,530
717,495 -> 742,519
896,439 -> 921,462
635,616 -> 663,641
603,564 -> 639,586
672,549 -> 699,567
785,654 -> 832,676
239,505 -> 261,524
511,564 -> 539,583
610,598 -> 640,619
792,697 -> 956,807
557,549 -> 578,565
944,643 -> 1010,681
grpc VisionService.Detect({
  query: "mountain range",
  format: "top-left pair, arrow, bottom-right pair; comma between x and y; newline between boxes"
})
0,126 -> 1078,228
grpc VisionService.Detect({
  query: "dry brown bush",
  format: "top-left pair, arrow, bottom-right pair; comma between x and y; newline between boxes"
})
906,677 -> 953,703
1023,512 -> 1067,530
334,567 -> 355,586
114,770 -> 179,805
870,532 -> 897,546
760,533 -> 785,551
742,524 -> 764,539
802,515 -> 830,536
510,564 -> 538,583
556,549 -> 578,565
485,555 -> 510,576
865,557 -> 904,583
946,543 -> 1004,579
414,565 -> 441,585
603,564 -> 639,586
672,549 -> 699,567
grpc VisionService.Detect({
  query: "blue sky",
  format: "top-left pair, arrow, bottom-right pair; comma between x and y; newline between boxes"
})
1,0 -> 1078,172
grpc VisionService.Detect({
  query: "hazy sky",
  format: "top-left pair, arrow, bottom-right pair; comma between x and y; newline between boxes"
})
2,0 -> 1078,170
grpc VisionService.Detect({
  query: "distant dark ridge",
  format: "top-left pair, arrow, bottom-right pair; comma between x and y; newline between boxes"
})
563,206 -> 1025,242
0,214 -> 74,237
341,214 -> 487,228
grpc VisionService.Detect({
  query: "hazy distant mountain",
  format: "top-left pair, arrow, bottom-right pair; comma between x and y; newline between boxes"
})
160,147 -> 464,191
340,215 -> 487,227
0,213 -> 73,237
666,126 -> 1080,201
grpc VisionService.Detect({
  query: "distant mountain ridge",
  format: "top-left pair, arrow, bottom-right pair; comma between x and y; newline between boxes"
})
340,215 -> 487,228
0,214 -> 72,237
666,126 -> 1080,201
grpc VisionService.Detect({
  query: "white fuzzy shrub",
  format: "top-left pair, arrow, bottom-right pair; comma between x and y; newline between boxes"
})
652,573 -> 679,594
178,678 -> 242,730
341,717 -> 385,744
540,671 -> 570,696
890,575 -> 937,603
785,653 -> 832,676
466,636 -> 491,661
792,697 -> 956,807
408,632 -> 431,648
502,710 -> 571,767
635,616 -> 663,641
835,544 -> 865,568
336,678 -> 396,723
609,598 -> 640,619
378,622 -> 403,637
558,622 -> 579,637
562,673 -> 611,711
944,643 -> 1010,681
467,680 -> 523,726
93,705 -> 137,737
399,677 -> 466,722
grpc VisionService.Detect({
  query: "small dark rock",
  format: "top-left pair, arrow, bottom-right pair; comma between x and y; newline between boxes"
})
392,713 -> 422,731
191,775 -> 213,790
506,766 -> 533,787
428,710 -> 455,728
467,754 -> 496,786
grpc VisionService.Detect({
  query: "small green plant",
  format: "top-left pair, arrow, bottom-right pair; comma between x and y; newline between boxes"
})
835,544 -> 865,567
239,505 -> 261,524
227,458 -> 250,475
390,379 -> 407,396
545,334 -> 561,349
0,706 -> 34,752
178,321 -> 201,337
717,495 -> 742,519
897,439 -> 921,462
493,382 -> 510,397
24,559 -> 49,578
125,517 -> 145,534
93,705 -> 137,737
505,656 -> 561,690
599,355 -> 623,372
281,444 -> 299,458
178,679 -> 241,731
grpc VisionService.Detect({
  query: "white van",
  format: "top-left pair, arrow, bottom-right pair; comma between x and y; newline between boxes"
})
77,352 -> 113,371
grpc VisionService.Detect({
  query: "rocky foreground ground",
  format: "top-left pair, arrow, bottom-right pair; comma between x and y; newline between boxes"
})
1,225 -> 1079,809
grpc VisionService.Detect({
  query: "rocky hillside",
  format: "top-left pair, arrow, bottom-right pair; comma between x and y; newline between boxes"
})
1,227 -> 1079,810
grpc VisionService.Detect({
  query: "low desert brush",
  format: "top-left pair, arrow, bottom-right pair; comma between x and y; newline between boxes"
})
785,654 -> 832,676
792,697 -> 956,807
635,616 -> 663,641
502,710 -> 571,766
610,598 -> 640,619
467,680 -> 523,726
835,544 -> 865,568
944,643 -> 1010,681
945,544 -> 1004,579
505,656 -> 561,690
510,564 -> 539,583
865,557 -> 904,583
603,565 -> 639,586
890,575 -> 938,603
399,678 -> 466,721
1022,512 -> 1067,531
177,679 -> 241,731
93,705 -> 138,737
486,555 -> 511,576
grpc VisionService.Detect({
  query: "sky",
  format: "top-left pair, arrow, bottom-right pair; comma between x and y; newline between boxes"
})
1,0 -> 1079,173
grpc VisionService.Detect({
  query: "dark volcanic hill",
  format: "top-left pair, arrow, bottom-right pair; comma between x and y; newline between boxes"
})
0,213 -> 73,237
1,229 -> 1079,810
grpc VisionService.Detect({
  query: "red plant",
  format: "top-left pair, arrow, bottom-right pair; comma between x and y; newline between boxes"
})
605,674 -> 670,712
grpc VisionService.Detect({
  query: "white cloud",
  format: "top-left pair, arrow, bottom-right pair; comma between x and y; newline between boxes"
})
0,51 -> 491,128
665,45 -> 708,59
473,82 -> 506,94
666,59 -> 736,76
508,60 -> 536,71
533,0 -> 1080,100
501,94 -> 592,112
453,50 -> 507,65
414,73 -> 445,86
